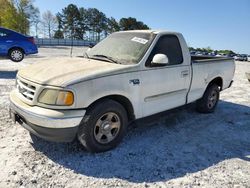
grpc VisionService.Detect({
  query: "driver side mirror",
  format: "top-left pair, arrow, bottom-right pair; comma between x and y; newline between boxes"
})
152,54 -> 169,65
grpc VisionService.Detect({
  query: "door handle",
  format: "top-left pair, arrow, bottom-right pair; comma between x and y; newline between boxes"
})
6,40 -> 13,43
181,70 -> 189,77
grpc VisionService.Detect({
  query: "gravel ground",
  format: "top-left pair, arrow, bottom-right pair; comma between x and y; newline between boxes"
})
0,47 -> 250,188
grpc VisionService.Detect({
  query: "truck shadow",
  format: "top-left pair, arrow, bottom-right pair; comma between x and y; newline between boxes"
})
30,100 -> 250,183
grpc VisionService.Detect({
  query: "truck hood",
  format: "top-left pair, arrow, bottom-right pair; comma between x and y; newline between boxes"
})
18,57 -> 137,87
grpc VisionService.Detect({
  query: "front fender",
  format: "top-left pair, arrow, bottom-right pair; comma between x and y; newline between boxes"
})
67,73 -> 142,118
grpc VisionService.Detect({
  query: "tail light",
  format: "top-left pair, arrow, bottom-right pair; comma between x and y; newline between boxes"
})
28,37 -> 35,44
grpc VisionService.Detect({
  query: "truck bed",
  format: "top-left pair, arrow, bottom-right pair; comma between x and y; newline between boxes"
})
188,55 -> 235,104
191,55 -> 233,63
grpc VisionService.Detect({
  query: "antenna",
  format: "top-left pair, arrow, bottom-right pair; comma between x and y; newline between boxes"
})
70,27 -> 75,57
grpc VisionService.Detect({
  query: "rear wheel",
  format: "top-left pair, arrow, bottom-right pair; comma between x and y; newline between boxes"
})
196,84 -> 220,113
77,99 -> 128,153
9,48 -> 24,62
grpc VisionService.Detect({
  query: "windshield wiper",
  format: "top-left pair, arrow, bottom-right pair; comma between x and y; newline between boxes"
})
91,54 -> 119,64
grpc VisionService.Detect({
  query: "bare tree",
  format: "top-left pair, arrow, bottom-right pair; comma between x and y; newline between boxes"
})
11,0 -> 40,35
42,10 -> 57,38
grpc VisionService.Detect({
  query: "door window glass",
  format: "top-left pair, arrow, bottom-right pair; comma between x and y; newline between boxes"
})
146,35 -> 183,67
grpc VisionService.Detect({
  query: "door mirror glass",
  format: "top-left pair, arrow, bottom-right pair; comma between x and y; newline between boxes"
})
152,54 -> 169,65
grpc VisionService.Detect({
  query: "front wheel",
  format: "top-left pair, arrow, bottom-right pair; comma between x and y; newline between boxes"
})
77,99 -> 128,153
196,84 -> 220,113
9,48 -> 24,62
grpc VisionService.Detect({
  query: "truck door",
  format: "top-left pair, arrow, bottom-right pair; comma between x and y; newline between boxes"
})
140,34 -> 191,117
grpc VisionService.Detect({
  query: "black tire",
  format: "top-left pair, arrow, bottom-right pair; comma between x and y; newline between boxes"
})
196,84 -> 220,113
77,99 -> 128,153
9,48 -> 24,62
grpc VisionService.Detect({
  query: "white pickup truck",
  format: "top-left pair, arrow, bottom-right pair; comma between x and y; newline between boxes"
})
9,30 -> 235,152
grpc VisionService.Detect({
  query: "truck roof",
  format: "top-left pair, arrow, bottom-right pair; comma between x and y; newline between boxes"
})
118,29 -> 181,36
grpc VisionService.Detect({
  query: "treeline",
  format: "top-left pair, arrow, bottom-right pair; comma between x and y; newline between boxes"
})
54,4 -> 149,41
189,47 -> 236,55
0,1 -> 149,41
0,1 -> 237,54
0,0 -> 39,35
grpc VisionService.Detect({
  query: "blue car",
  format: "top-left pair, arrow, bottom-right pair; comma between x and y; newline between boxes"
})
0,27 -> 38,62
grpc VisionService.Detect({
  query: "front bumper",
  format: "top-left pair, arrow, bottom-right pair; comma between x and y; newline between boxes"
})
9,90 -> 86,142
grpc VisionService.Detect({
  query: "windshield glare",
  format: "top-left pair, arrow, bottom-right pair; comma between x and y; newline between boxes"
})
87,32 -> 155,65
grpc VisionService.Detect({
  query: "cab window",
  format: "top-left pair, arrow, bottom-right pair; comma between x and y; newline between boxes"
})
146,35 -> 183,67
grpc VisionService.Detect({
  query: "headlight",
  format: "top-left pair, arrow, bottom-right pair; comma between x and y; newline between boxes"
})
38,89 -> 74,106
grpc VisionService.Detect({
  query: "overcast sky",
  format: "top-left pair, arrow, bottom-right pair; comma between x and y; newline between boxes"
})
35,0 -> 250,54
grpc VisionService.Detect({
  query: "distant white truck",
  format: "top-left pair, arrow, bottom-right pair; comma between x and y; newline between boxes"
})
9,30 -> 235,152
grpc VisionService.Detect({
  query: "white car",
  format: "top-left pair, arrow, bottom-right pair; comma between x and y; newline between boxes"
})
9,30 -> 235,152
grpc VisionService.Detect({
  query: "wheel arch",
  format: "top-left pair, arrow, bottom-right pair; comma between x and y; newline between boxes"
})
8,46 -> 25,55
86,95 -> 135,122
207,77 -> 223,91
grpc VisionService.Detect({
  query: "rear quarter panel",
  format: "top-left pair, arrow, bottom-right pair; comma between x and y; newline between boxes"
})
188,59 -> 235,103
11,33 -> 38,55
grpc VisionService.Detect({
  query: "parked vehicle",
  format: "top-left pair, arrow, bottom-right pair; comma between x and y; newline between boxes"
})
190,51 -> 196,55
241,54 -> 248,61
195,51 -> 203,56
248,55 -> 250,62
234,55 -> 241,61
0,27 -> 38,62
234,54 -> 248,61
9,30 -> 235,152
228,53 -> 236,58
208,52 -> 216,56
216,53 -> 227,57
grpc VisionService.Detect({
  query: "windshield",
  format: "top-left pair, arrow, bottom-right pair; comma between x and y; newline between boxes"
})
87,32 -> 156,65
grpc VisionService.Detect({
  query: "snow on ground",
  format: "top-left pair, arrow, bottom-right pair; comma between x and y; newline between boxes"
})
0,47 -> 250,188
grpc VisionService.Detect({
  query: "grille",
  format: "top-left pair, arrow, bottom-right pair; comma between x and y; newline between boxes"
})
17,79 -> 36,101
